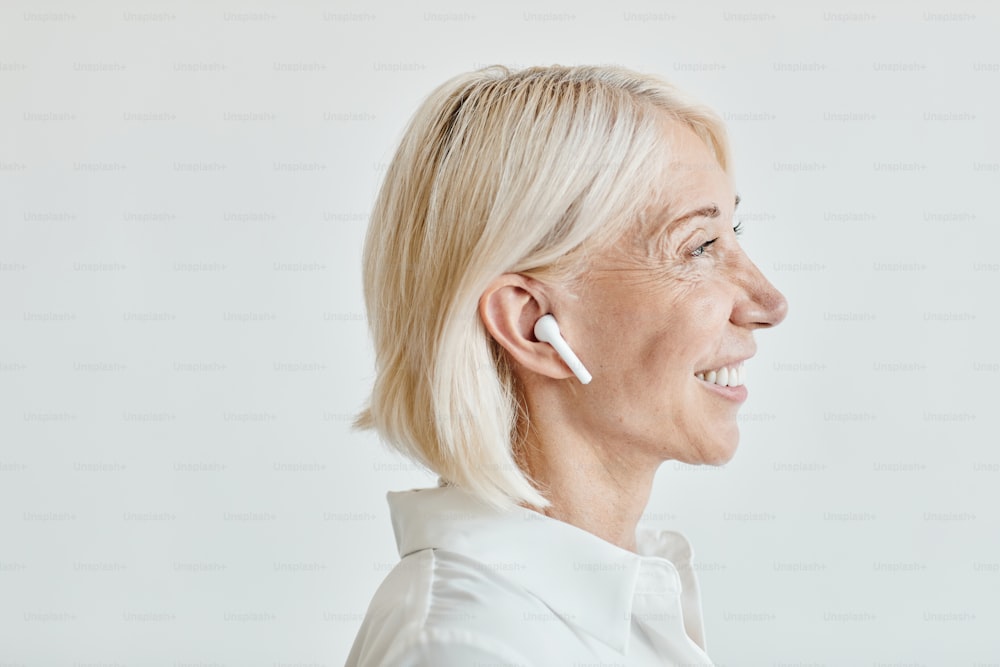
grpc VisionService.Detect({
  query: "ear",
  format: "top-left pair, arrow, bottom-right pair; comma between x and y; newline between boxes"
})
478,274 -> 575,382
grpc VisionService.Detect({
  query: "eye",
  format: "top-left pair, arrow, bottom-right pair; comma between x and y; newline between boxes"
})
690,238 -> 718,257
690,220 -> 745,257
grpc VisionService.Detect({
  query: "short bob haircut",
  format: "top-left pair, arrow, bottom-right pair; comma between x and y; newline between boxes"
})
353,64 -> 732,511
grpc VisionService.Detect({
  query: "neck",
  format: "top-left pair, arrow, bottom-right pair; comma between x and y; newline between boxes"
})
516,423 -> 657,554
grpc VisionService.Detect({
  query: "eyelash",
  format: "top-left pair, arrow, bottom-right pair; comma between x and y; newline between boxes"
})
690,220 -> 744,257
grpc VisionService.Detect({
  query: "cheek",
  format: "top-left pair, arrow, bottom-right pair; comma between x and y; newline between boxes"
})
643,275 -> 731,376
625,281 -> 712,376
580,262 -> 714,366
629,264 -> 708,333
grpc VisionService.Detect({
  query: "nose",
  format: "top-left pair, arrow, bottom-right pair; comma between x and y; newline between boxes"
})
730,250 -> 788,329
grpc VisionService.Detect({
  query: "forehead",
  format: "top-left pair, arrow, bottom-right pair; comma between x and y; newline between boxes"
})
650,117 -> 734,216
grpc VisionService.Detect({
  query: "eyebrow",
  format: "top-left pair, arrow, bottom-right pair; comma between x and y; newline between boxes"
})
669,193 -> 741,228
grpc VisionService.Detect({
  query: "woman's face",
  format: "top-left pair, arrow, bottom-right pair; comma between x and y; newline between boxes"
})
560,118 -> 788,467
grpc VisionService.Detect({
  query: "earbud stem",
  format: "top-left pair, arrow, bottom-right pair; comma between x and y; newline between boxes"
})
534,314 -> 592,385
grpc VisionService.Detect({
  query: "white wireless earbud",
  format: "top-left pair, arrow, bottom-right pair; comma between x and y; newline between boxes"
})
533,314 -> 592,385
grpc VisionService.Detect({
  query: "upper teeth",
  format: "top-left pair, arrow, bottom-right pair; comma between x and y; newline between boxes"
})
695,363 -> 745,387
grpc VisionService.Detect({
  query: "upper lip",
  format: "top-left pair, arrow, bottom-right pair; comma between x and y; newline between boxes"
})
695,355 -> 754,374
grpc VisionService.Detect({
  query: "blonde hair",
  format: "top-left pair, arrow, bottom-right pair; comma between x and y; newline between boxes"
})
352,64 -> 732,511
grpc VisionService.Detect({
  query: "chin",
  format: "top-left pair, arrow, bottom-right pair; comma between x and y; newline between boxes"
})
695,432 -> 740,466
704,446 -> 738,466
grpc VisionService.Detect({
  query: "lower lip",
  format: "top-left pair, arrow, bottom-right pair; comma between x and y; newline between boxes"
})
696,376 -> 748,402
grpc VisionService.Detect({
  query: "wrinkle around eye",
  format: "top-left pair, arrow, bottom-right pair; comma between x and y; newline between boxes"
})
629,224 -> 702,264
592,244 -> 705,295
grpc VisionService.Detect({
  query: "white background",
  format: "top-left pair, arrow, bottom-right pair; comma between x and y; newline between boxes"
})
1,1 -> 998,665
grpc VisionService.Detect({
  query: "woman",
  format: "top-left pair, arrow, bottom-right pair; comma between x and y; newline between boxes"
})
346,64 -> 787,666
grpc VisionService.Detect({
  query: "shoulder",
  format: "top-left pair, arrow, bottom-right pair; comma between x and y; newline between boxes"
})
382,627 -> 532,667
376,547 -> 536,625
346,549 -> 540,666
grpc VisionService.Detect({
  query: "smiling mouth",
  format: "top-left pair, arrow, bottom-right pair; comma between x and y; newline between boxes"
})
694,361 -> 745,387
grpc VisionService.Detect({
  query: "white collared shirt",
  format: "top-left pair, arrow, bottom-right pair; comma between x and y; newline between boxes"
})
345,484 -> 715,666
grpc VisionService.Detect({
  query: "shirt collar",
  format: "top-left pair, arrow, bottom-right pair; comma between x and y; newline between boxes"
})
386,484 -> 699,654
